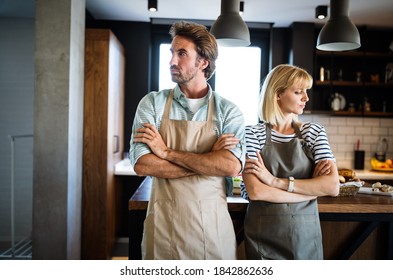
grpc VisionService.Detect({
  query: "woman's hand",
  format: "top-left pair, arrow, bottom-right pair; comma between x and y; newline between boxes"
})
133,123 -> 169,159
313,159 -> 332,177
243,152 -> 276,186
211,133 -> 239,151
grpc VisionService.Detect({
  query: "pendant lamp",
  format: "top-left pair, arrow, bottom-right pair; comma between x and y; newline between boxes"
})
315,5 -> 328,19
316,0 -> 361,51
148,0 -> 157,12
239,1 -> 244,15
210,0 -> 250,47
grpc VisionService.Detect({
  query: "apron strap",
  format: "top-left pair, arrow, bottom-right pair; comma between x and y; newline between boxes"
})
164,88 -> 215,127
266,121 -> 302,144
162,89 -> 174,120
292,121 -> 303,139
265,123 -> 272,146
207,93 -> 215,128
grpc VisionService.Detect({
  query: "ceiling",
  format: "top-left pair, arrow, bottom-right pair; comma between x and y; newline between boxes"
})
1,0 -> 393,28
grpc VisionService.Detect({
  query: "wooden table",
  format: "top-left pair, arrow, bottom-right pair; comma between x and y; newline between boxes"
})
128,176 -> 393,260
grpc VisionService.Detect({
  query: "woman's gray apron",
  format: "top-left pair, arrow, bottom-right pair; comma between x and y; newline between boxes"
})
141,91 -> 237,260
244,123 -> 323,260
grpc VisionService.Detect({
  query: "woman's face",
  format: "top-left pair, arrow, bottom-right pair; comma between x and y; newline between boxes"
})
277,82 -> 309,115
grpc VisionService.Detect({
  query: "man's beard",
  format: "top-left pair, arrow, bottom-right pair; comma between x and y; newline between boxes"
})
170,64 -> 200,84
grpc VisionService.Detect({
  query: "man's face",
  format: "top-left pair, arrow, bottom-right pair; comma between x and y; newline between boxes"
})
169,36 -> 207,84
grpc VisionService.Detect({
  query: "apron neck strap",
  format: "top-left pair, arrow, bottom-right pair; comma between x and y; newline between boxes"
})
163,88 -> 215,125
265,121 -> 302,143
163,89 -> 174,120
292,121 -> 303,139
265,123 -> 272,145
207,93 -> 214,125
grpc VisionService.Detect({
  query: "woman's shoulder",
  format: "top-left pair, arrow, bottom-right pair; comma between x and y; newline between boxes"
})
300,121 -> 325,134
246,121 -> 265,131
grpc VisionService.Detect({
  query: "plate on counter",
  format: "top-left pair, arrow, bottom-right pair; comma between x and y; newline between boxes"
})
358,187 -> 393,196
371,167 -> 393,172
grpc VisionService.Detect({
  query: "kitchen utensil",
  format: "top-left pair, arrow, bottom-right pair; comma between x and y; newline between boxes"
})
375,138 -> 388,162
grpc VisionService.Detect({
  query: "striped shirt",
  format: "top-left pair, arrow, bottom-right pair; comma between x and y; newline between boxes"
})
129,84 -> 246,169
241,120 -> 335,199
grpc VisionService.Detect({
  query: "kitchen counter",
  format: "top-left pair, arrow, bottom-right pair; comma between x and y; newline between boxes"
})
354,169 -> 393,181
128,176 -> 393,260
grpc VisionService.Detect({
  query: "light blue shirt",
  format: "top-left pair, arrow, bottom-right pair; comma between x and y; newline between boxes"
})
129,84 -> 246,172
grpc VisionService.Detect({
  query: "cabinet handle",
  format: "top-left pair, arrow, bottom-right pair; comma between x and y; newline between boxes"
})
113,135 -> 119,154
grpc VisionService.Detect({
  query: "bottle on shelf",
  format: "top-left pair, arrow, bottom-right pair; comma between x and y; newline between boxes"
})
331,93 -> 341,111
364,98 -> 371,112
320,66 -> 324,82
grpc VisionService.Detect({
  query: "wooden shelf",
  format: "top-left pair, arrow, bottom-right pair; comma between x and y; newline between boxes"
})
332,81 -> 363,86
316,50 -> 393,58
332,111 -> 363,116
363,111 -> 393,117
315,50 -> 364,57
315,81 -> 393,87
304,110 -> 393,117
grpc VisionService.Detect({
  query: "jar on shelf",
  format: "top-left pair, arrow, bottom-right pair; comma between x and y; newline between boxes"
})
356,72 -> 362,83
364,98 -> 371,112
331,93 -> 341,111
348,103 -> 355,112
320,66 -> 324,81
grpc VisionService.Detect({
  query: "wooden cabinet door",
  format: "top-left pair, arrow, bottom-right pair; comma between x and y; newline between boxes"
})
82,29 -> 125,259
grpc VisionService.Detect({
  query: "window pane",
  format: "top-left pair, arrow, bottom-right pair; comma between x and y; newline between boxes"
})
159,44 -> 176,90
215,47 -> 261,125
159,44 -> 261,125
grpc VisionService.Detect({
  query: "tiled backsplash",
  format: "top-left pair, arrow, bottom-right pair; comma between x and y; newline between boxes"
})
299,115 -> 393,170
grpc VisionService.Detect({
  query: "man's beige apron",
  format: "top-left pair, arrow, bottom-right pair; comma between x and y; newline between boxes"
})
141,91 -> 237,260
244,122 -> 323,260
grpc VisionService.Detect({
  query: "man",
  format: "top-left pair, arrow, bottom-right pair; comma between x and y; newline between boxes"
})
129,21 -> 245,260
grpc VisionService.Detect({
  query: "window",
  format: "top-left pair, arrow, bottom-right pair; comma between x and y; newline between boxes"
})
214,47 -> 261,125
158,44 -> 261,125
158,44 -> 176,90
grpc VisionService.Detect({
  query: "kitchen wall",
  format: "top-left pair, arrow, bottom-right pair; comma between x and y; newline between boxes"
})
300,114 -> 393,170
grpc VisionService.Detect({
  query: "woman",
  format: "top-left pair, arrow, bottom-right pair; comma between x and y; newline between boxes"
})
241,64 -> 339,260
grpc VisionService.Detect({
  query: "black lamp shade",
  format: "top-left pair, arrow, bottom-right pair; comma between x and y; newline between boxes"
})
240,1 -> 244,14
148,0 -> 157,12
210,0 -> 250,47
315,5 -> 328,19
317,0 -> 361,51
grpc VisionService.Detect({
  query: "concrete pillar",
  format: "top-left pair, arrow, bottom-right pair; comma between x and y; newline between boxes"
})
33,0 -> 85,259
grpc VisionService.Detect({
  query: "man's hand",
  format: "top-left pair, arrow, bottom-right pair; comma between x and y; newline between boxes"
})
211,133 -> 239,151
133,123 -> 169,159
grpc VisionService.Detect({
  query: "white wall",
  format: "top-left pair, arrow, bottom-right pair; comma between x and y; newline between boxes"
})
0,18 -> 35,245
300,115 -> 393,170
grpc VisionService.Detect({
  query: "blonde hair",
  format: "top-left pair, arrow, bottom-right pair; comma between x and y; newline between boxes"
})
259,64 -> 313,126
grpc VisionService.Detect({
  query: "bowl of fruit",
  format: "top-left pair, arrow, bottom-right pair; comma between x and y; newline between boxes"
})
370,157 -> 393,172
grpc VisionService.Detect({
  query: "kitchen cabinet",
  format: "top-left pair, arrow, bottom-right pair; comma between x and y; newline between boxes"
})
312,50 -> 393,116
82,29 -> 125,259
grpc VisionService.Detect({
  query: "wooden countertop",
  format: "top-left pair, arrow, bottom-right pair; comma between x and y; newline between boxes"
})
129,176 -> 393,214
354,170 -> 393,180
318,195 -> 393,213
